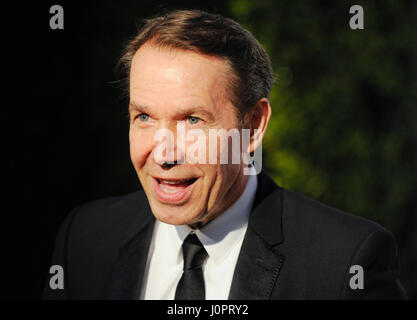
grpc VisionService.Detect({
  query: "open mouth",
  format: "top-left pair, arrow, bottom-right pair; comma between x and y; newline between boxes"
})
156,177 -> 198,194
153,176 -> 198,203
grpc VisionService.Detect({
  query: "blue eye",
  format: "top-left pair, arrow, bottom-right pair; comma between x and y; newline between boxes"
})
187,116 -> 200,124
138,113 -> 150,122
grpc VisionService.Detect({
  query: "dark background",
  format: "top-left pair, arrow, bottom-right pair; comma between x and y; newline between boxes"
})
2,0 -> 416,299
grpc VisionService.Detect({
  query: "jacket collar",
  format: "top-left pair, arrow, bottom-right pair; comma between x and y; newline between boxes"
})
106,190 -> 155,299
249,171 -> 284,246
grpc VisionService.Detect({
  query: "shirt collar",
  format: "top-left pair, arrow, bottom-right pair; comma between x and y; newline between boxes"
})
168,170 -> 258,265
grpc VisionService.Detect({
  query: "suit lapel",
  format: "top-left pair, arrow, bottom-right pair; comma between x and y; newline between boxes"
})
229,171 -> 285,299
228,228 -> 284,299
107,192 -> 156,299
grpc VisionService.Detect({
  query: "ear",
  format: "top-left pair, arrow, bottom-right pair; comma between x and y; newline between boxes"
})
243,98 -> 272,154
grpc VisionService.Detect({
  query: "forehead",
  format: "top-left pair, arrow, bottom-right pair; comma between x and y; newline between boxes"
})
129,44 -> 231,106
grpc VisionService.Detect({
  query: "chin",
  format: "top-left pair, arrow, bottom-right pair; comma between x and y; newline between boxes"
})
149,201 -> 203,226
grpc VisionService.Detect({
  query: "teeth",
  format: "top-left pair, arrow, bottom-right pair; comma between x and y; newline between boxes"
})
157,178 -> 197,194
160,184 -> 180,193
162,180 -> 183,185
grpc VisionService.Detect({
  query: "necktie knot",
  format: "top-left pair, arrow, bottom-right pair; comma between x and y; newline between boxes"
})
182,233 -> 208,271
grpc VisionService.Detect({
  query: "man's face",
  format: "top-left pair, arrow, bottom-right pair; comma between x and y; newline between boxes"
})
129,44 -> 248,227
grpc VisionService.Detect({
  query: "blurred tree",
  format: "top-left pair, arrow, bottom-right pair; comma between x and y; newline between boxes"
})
229,0 -> 417,297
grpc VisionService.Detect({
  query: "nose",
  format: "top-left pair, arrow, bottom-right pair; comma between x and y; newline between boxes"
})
161,160 -> 179,170
152,124 -> 186,167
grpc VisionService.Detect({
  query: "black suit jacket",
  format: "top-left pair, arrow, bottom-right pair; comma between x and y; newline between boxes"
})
43,172 -> 407,299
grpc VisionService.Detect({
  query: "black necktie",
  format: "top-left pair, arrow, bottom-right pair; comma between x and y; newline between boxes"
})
175,233 -> 208,300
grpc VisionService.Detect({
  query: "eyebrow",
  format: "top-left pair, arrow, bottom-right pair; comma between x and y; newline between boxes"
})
129,102 -> 215,122
129,102 -> 151,114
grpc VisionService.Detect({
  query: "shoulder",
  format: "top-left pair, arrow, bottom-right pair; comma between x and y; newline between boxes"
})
44,189 -> 152,299
281,187 -> 387,246
267,186 -> 405,298
252,171 -> 389,248
65,189 -> 151,252
254,171 -> 388,245
71,190 -> 148,226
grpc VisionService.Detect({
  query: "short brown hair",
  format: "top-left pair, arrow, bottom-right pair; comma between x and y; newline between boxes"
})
119,10 -> 273,122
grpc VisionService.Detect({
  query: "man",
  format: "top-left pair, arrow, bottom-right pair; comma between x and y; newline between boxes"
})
43,10 -> 407,299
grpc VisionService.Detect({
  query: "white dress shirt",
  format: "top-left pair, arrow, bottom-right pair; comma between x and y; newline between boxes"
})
139,172 -> 258,300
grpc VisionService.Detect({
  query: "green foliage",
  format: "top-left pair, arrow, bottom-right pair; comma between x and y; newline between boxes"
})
230,0 -> 415,222
229,0 -> 417,296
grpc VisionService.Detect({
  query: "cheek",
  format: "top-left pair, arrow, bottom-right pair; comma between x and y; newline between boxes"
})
129,128 -> 153,169
202,165 -> 223,201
